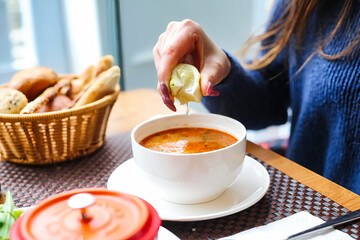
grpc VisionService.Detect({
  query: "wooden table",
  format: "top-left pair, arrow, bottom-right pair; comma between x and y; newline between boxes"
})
107,88 -> 360,212
1,88 -> 359,239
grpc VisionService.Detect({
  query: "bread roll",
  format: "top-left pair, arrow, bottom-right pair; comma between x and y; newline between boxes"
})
20,78 -> 71,114
74,66 -> 120,107
36,94 -> 73,113
0,87 -> 28,114
9,66 -> 58,101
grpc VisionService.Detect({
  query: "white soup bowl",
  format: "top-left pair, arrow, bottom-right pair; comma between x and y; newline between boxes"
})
131,113 -> 246,204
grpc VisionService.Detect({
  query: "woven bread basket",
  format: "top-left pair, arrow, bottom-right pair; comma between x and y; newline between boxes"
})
0,84 -> 120,165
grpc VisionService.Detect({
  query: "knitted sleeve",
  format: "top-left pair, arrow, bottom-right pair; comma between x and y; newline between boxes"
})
201,51 -> 290,130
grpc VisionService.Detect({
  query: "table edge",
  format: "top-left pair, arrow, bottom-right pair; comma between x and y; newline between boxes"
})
246,141 -> 360,212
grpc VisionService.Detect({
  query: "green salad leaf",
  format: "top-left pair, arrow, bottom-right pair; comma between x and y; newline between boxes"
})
0,191 -> 22,240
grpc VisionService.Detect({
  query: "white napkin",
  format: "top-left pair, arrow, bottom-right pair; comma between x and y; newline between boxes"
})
219,211 -> 353,240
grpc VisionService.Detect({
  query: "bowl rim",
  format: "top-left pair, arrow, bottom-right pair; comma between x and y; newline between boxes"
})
131,113 -> 247,156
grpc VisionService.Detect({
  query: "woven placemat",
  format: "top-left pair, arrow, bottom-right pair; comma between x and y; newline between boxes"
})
0,132 -> 359,239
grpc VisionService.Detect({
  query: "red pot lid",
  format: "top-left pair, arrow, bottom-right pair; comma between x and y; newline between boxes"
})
10,188 -> 161,240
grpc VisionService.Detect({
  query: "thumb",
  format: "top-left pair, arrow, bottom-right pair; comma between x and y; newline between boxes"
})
200,63 -> 224,96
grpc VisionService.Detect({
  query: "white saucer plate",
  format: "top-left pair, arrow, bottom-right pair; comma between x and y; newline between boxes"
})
107,155 -> 270,222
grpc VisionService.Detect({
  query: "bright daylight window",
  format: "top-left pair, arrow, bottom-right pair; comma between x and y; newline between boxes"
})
0,0 -> 36,83
6,0 -> 36,69
0,0 -> 82,84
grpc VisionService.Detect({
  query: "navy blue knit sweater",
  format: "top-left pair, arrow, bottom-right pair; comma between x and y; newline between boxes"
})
202,0 -> 360,194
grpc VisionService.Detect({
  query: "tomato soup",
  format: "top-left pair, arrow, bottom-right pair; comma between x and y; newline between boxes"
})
139,127 -> 238,154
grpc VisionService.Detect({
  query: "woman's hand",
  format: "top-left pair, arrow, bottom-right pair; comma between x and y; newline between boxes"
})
153,19 -> 231,111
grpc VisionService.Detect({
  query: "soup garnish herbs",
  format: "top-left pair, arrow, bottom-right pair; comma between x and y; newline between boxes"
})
139,127 -> 237,154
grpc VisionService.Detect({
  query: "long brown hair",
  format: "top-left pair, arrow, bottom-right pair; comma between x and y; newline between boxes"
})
240,0 -> 359,71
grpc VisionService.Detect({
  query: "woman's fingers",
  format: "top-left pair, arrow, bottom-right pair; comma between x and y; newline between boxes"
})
153,32 -> 165,72
158,26 -> 201,82
154,21 -> 204,80
153,20 -> 204,111
153,19 -> 230,110
200,41 -> 231,96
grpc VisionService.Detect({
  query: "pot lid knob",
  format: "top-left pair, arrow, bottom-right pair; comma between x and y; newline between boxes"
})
67,193 -> 95,222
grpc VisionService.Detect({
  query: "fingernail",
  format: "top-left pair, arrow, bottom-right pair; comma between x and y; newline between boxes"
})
162,96 -> 177,112
206,83 -> 220,96
160,83 -> 176,111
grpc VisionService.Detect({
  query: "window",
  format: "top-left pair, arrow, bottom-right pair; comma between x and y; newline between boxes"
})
0,0 -> 109,84
0,0 -> 34,82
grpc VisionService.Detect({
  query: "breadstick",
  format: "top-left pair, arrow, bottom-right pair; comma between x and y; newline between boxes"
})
69,65 -> 94,99
94,55 -> 114,77
73,66 -> 120,107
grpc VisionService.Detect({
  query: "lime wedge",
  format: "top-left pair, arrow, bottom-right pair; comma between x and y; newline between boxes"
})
169,64 -> 202,105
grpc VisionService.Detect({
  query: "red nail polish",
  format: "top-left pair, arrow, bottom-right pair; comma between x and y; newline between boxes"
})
162,96 -> 177,112
206,83 -> 220,96
160,83 -> 169,97
160,83 -> 176,111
